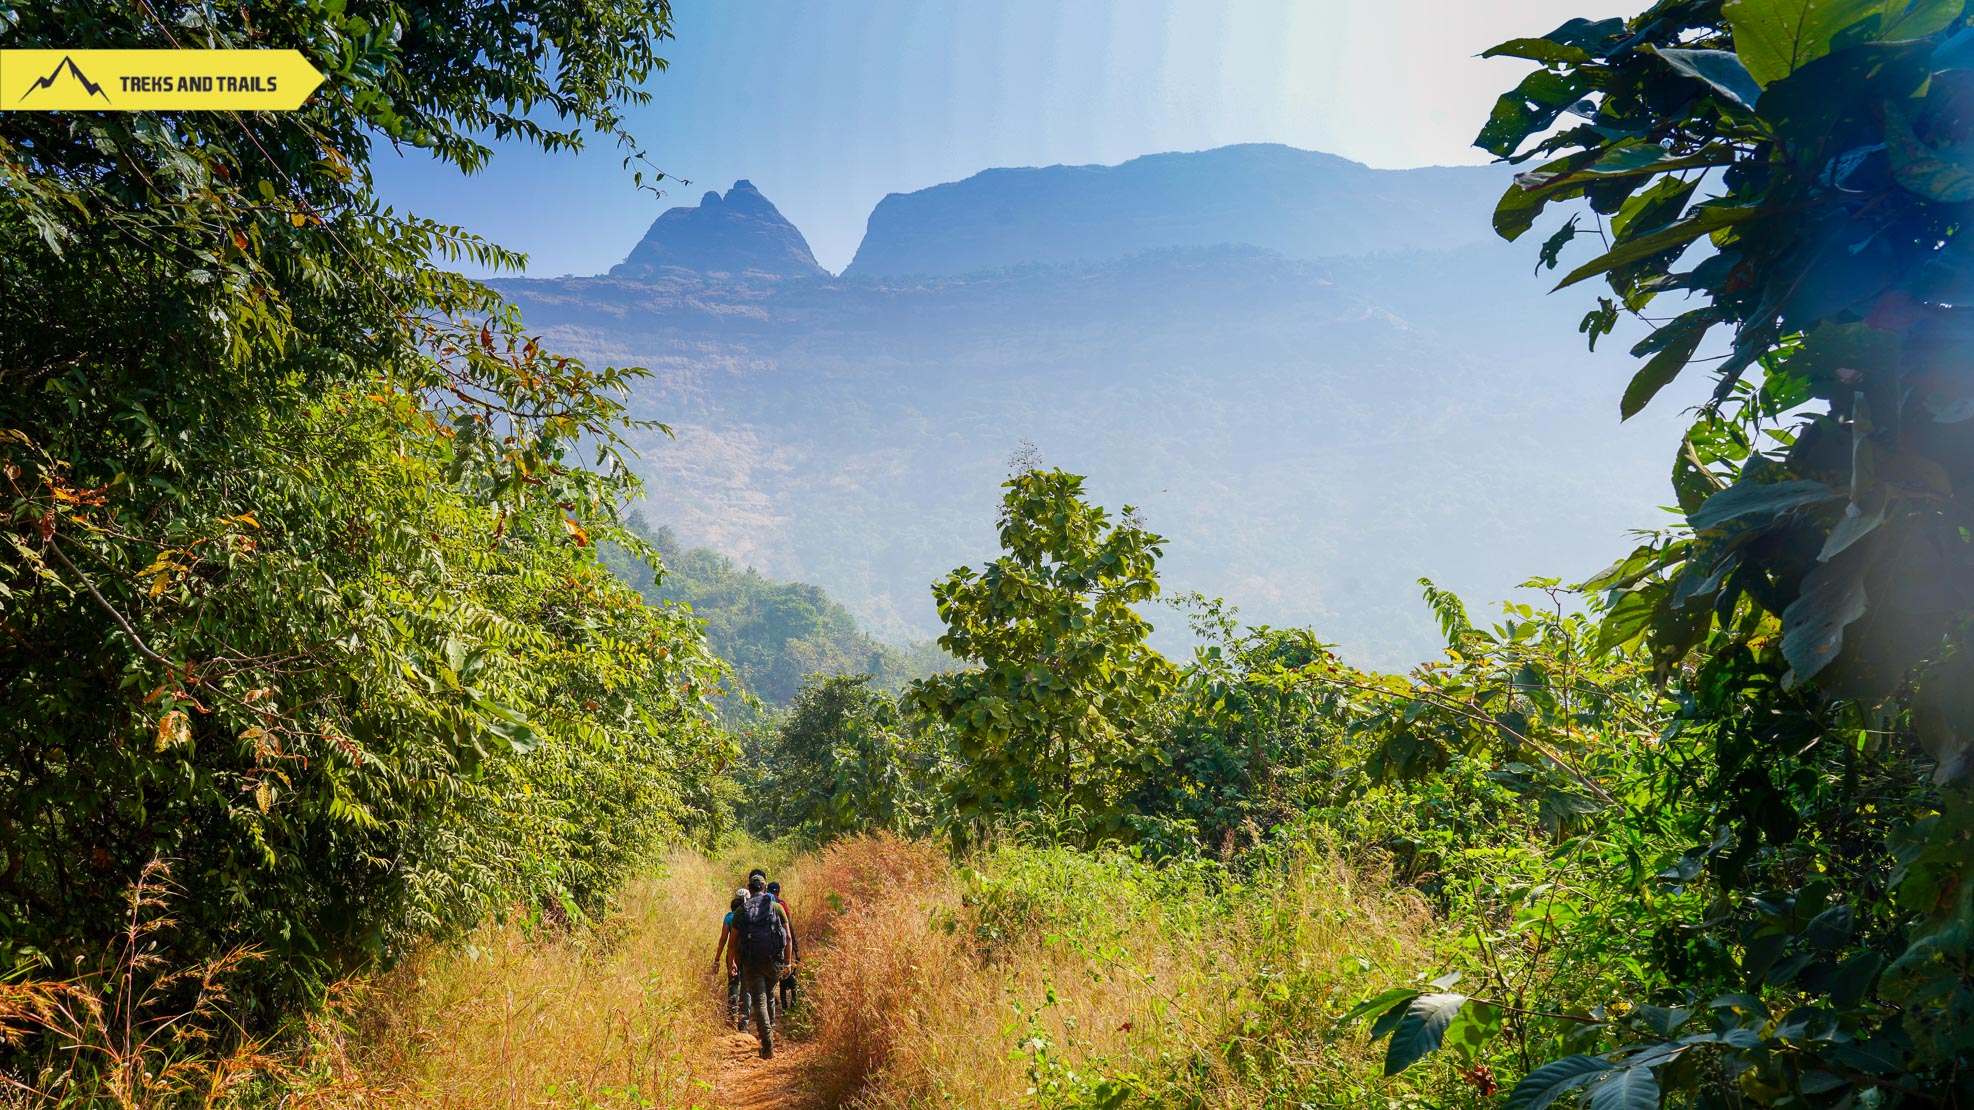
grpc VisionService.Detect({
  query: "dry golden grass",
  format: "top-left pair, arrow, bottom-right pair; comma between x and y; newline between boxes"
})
799,834 -> 1441,1110
0,861 -> 283,1110
301,848 -> 744,1110
795,834 -> 952,1105
1,837 -> 1442,1109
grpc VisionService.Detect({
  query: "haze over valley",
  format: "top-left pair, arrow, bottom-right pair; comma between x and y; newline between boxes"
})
501,143 -> 1692,666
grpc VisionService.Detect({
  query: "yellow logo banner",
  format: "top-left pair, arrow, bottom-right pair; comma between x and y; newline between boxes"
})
1,50 -> 325,111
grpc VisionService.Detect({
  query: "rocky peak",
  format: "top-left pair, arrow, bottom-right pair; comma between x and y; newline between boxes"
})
610,180 -> 825,280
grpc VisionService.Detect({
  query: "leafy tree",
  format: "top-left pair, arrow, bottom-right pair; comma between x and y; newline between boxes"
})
1126,595 -> 1343,858
744,674 -> 935,841
0,0 -> 727,1017
1341,2 -> 1974,1103
910,469 -> 1177,842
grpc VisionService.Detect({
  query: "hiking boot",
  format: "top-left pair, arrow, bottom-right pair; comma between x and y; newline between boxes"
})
760,1043 -> 774,1060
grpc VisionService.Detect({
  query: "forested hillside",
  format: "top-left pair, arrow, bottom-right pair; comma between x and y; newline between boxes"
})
4,1 -> 1971,1109
599,514 -> 945,707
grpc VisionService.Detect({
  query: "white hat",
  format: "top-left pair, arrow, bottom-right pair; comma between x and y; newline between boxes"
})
735,888 -> 750,899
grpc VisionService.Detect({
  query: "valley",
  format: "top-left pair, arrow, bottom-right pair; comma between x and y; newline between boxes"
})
500,144 -> 1696,665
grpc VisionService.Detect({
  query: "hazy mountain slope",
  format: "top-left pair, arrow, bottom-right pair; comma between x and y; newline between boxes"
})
598,514 -> 946,708
499,149 -> 1692,667
844,144 -> 1508,277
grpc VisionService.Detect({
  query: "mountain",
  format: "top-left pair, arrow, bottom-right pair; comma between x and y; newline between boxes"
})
610,179 -> 824,279
500,148 -> 1692,668
844,144 -> 1507,277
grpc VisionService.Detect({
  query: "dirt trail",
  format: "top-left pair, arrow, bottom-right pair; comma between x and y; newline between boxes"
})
713,1026 -> 820,1110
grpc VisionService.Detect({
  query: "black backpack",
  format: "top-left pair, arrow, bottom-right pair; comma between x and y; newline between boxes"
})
736,891 -> 785,963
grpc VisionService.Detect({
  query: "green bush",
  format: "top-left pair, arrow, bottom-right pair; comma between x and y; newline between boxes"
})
0,0 -> 728,1023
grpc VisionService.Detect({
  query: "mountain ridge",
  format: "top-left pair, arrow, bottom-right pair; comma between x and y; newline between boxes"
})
843,143 -> 1511,277
498,144 -> 1682,666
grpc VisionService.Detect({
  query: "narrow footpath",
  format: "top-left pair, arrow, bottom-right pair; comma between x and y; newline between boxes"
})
713,1026 -> 819,1110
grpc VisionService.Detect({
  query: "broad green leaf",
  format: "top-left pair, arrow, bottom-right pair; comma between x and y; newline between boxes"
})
1725,0 -> 1959,87
1587,1065 -> 1661,1110
1621,313 -> 1713,420
1779,322 -> 1901,400
1830,950 -> 1885,1008
1582,541 -> 1679,593
1369,993 -> 1417,1040
1710,992 -> 1771,1016
1595,584 -> 1662,654
1477,68 -> 1595,157
1494,150 -> 1601,239
1554,206 -> 1766,291
1541,16 -> 1629,50
1341,986 -> 1419,1023
1802,903 -> 1855,949
1506,1055 -> 1616,1110
1647,46 -> 1765,108
1689,479 -> 1842,532
1916,649 -> 1974,781
1781,558 -> 1868,686
1633,1004 -> 1692,1036
1884,106 -> 1974,203
1537,216 -> 1580,271
1383,992 -> 1466,1075
1935,24 -> 1974,69
1818,498 -> 1887,562
1445,999 -> 1505,1059
1611,178 -> 1701,242
1483,37 -> 1593,65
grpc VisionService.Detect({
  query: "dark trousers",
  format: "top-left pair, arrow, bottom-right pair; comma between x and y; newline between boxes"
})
738,960 -> 781,1054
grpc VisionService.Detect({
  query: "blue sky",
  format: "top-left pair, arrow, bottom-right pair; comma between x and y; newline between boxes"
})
371,0 -> 1589,277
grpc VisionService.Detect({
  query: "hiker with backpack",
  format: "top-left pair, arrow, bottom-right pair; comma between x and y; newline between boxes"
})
767,880 -> 799,1012
731,873 -> 792,1058
713,890 -> 748,1026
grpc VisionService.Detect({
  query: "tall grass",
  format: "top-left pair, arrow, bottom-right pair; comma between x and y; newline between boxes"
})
799,831 -> 1461,1109
298,847 -> 759,1110
0,861 -> 283,1110
2,838 -> 1476,1109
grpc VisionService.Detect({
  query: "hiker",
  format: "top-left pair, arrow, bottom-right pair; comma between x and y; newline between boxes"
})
731,873 -> 792,1058
713,890 -> 748,1026
767,880 -> 799,1011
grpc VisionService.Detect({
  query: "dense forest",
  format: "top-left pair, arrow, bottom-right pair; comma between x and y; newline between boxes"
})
598,514 -> 946,710
2,0 -> 1971,1108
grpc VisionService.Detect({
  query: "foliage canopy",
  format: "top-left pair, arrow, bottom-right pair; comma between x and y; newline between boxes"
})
910,468 -> 1177,843
0,0 -> 729,1013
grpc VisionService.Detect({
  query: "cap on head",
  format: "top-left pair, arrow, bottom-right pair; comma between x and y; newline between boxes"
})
747,868 -> 767,881
735,888 -> 750,900
767,881 -> 781,894
747,875 -> 766,893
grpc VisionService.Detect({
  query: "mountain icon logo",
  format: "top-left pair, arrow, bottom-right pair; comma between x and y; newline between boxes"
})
18,55 -> 111,104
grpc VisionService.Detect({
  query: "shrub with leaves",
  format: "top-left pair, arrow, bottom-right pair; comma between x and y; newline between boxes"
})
744,674 -> 938,841
0,0 -> 730,1023
1338,2 -> 1974,1104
